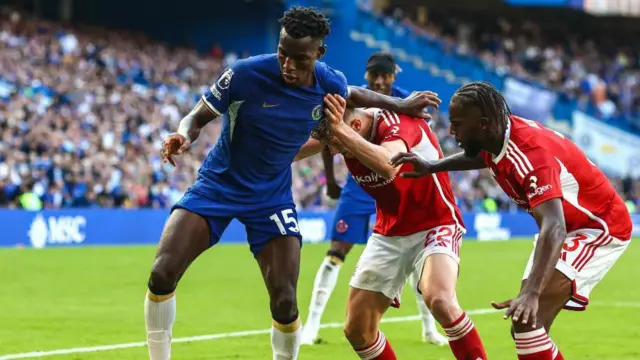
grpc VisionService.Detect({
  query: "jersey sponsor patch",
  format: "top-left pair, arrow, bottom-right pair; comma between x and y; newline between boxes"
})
526,176 -> 553,199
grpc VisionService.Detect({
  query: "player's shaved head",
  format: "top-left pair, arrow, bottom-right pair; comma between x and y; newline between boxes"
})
449,81 -> 511,157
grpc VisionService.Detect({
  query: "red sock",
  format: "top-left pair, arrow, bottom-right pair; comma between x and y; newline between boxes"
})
514,328 -> 554,359
551,342 -> 565,360
354,331 -> 397,360
443,312 -> 488,360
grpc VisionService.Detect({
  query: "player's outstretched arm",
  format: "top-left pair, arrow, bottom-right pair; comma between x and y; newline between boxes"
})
347,86 -> 441,119
293,138 -> 324,161
161,100 -> 218,166
390,151 -> 486,178
494,198 -> 566,327
177,100 -> 219,143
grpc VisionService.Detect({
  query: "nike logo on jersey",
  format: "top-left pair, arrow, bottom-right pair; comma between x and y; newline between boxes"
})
262,102 -> 279,108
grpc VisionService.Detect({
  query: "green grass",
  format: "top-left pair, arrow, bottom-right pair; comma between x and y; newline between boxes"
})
1,239 -> 638,359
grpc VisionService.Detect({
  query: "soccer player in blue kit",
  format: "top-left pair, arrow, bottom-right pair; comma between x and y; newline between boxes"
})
144,7 -> 441,360
301,52 -> 448,346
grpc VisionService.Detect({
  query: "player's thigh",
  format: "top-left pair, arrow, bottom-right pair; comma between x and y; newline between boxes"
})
345,287 -> 391,338
522,228 -> 630,313
349,233 -> 407,305
151,207 -> 229,284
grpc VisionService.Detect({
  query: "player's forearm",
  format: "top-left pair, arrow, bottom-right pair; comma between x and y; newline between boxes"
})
335,127 -> 397,179
522,218 -> 566,296
432,152 -> 487,173
322,147 -> 338,184
293,138 -> 324,161
347,86 -> 401,112
177,100 -> 217,143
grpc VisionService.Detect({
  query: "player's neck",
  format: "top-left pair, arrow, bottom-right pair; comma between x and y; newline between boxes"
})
485,125 -> 508,156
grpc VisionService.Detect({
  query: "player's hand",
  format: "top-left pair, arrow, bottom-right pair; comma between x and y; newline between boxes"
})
397,91 -> 441,119
389,152 -> 434,178
324,94 -> 347,130
326,182 -> 342,199
491,293 -> 539,328
161,133 -> 191,167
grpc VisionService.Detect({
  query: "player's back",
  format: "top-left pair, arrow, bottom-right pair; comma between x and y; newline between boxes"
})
194,54 -> 347,211
503,115 -> 632,239
345,110 -> 464,236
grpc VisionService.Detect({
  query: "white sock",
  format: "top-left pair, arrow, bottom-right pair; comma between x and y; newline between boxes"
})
145,291 -> 176,360
272,317 -> 302,360
409,270 -> 438,334
305,257 -> 341,331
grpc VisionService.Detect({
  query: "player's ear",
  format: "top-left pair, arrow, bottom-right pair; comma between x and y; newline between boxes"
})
478,117 -> 490,130
317,44 -> 327,59
351,118 -> 362,132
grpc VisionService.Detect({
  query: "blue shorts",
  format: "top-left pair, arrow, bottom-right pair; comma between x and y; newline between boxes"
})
172,189 -> 302,257
329,201 -> 375,245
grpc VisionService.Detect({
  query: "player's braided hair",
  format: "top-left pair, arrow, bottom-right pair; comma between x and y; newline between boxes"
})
278,6 -> 331,40
453,81 -> 511,127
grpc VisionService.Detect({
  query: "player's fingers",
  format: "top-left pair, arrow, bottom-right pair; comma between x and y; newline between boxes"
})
399,171 -> 421,178
389,152 -> 414,166
167,155 -> 176,167
520,307 -> 531,325
503,301 -> 518,319
335,94 -> 347,108
511,304 -> 525,323
490,300 -> 512,310
323,95 -> 341,117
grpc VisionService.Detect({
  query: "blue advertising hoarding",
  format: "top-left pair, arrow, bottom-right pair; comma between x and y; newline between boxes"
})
2,209 -> 638,249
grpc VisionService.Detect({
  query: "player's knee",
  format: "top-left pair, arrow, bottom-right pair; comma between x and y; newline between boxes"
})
422,290 -> 457,320
343,318 -> 376,347
270,285 -> 298,321
148,255 -> 182,295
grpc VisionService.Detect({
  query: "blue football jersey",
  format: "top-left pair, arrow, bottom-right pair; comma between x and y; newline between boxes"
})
339,85 -> 410,215
193,54 -> 348,208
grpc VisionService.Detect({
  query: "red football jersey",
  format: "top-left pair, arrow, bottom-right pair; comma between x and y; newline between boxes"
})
480,115 -> 632,240
344,109 -> 464,236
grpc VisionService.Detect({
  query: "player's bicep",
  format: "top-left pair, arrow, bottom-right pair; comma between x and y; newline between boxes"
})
523,166 -> 563,209
381,139 -> 408,156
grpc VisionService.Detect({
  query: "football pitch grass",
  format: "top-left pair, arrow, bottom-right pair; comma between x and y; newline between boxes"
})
1,239 -> 639,359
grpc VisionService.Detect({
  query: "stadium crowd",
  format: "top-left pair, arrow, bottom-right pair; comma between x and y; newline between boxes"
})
0,8 -> 638,213
381,3 -> 640,130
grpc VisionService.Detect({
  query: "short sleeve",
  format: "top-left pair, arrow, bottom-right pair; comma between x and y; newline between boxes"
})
517,166 -> 563,209
201,60 -> 247,116
377,111 -> 420,149
320,65 -> 348,99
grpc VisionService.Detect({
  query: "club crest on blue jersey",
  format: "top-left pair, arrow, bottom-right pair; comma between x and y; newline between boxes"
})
312,104 -> 323,121
336,219 -> 349,233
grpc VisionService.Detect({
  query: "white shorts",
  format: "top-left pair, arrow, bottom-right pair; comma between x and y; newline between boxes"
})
522,228 -> 630,311
349,224 -> 464,308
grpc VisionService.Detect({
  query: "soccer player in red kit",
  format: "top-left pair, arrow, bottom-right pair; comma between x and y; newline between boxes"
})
391,82 -> 633,360
296,93 -> 488,360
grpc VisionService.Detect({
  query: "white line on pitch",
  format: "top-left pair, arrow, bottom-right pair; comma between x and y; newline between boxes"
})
0,309 -> 500,359
2,302 -> 637,359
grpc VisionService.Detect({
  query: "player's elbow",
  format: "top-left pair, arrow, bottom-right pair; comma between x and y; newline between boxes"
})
377,165 -> 400,180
